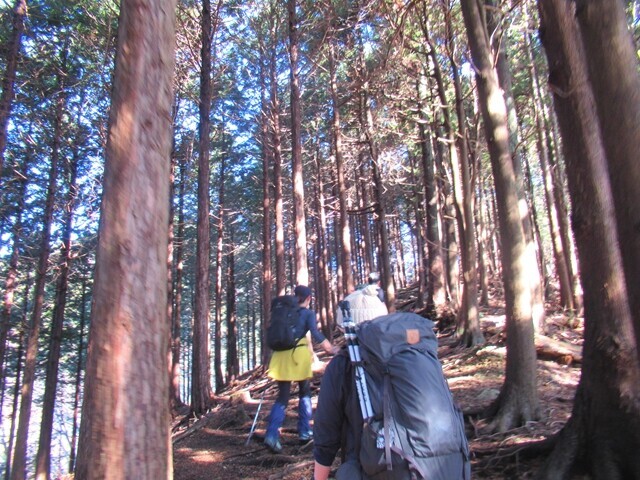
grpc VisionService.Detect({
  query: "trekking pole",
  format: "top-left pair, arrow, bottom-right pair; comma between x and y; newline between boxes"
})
245,390 -> 265,446
339,300 -> 374,420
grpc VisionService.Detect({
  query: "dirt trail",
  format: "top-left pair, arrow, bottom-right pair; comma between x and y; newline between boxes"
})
172,312 -> 581,479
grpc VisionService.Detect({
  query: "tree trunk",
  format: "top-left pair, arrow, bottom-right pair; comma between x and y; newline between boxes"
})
192,0 -> 214,415
0,0 -> 27,178
426,16 -> 461,314
361,79 -> 396,311
68,279 -> 87,474
525,26 -> 574,311
74,0 -> 175,476
537,1 -> 640,476
36,133 -> 79,480
476,169 -> 490,306
270,15 -> 286,296
225,227 -> 239,384
575,0 -> 640,342
329,41 -> 354,295
11,54 -> 64,480
288,0 -> 308,286
4,277 -> 28,480
450,45 -> 482,346
487,0 -> 546,330
171,143 -> 189,410
214,155 -> 226,391
460,0 -> 539,431
357,157 -> 374,278
417,89 -> 445,314
259,37 -> 272,365
0,153 -> 29,382
313,146 -> 332,336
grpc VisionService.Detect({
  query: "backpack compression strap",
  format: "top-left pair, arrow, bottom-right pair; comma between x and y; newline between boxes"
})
382,373 -> 428,479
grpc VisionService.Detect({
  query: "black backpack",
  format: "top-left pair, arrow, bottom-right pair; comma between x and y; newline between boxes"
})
266,295 -> 303,351
355,313 -> 471,480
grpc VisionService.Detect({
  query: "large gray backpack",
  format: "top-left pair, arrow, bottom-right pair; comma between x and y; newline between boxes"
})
355,312 -> 471,480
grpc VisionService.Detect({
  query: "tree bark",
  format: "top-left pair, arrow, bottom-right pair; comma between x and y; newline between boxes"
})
259,31 -> 272,365
270,9 -> 286,296
74,0 -> 175,476
192,0 -> 214,415
426,15 -> 460,312
575,0 -> 640,342
214,154 -> 226,391
170,142 -> 189,410
288,0 -> 309,286
68,279 -> 87,474
4,277 -> 28,480
537,0 -> 640,476
0,153 -> 29,382
486,0 -> 545,330
449,38 -> 482,346
460,0 -> 539,431
329,41 -> 355,295
225,227 -> 239,384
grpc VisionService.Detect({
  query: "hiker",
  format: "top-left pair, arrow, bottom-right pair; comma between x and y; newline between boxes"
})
313,312 -> 471,480
264,285 -> 338,453
334,283 -> 388,328
367,271 -> 385,303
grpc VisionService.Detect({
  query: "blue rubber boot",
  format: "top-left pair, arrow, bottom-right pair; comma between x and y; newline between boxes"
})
264,402 -> 286,453
298,396 -> 313,441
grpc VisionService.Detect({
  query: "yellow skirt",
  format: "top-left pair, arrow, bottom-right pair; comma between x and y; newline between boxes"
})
267,338 -> 312,381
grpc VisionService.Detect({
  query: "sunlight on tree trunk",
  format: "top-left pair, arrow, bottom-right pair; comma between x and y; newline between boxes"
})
74,0 -> 176,477
460,0 -> 539,431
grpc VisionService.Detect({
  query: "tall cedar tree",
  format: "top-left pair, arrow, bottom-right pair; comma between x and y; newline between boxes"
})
214,154 -> 226,390
446,10 -> 482,345
192,0 -> 214,415
329,40 -> 355,295
270,2 -> 286,296
0,153 -> 29,381
537,0 -> 640,477
574,0 -> 640,343
288,0 -> 309,286
36,127 -> 79,479
460,0 -> 539,431
74,0 -> 176,477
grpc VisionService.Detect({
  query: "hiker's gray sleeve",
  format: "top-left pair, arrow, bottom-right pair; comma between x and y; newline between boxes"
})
313,355 -> 347,466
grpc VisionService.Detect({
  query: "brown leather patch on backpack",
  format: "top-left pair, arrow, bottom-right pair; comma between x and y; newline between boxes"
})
406,329 -> 420,345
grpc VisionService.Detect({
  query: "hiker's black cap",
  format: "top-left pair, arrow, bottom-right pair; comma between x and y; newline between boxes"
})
294,285 -> 312,299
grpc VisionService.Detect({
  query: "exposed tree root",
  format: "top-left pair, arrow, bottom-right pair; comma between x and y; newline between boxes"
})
535,417 -> 582,480
473,437 -> 556,471
483,388 -> 542,434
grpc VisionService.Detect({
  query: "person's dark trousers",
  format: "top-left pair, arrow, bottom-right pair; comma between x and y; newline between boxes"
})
265,380 -> 312,449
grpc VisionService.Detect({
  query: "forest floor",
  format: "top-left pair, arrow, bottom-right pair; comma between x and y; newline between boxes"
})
171,302 -> 582,480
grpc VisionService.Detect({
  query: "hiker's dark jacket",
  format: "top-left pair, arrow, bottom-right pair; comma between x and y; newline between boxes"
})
313,351 -> 363,467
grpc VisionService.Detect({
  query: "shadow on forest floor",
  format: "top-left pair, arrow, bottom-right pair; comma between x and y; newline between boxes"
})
172,305 -> 582,480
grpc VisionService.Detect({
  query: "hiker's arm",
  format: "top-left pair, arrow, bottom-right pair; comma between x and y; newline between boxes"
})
313,461 -> 331,480
314,356 -> 346,469
304,309 -> 338,354
320,339 -> 339,355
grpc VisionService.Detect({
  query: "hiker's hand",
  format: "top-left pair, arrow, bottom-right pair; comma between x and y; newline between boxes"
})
330,345 -> 340,355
